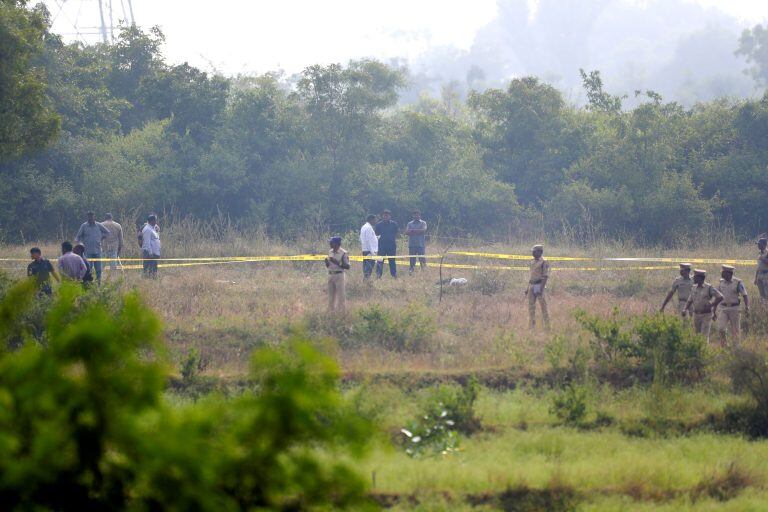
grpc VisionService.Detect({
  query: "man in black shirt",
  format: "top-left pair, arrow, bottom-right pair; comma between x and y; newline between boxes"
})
73,244 -> 94,289
27,247 -> 59,296
374,209 -> 398,278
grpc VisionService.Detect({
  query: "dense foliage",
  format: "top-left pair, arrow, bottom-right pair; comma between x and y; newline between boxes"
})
0,279 -> 372,510
2,3 -> 768,243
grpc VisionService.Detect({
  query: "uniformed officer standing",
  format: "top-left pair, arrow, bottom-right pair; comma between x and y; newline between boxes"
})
716,265 -> 749,347
325,236 -> 350,313
755,237 -> 768,302
660,263 -> 693,317
526,244 -> 550,330
684,269 -> 723,342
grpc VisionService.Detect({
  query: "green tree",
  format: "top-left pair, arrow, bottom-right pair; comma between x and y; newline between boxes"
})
0,281 -> 373,509
737,24 -> 768,86
296,60 -> 405,224
0,0 -> 59,162
469,77 -> 587,205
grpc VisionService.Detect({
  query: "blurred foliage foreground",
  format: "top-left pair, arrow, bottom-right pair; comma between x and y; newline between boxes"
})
0,280 -> 373,510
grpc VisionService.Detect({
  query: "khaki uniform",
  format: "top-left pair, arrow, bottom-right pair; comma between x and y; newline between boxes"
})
528,258 -> 550,329
327,248 -> 349,312
717,278 -> 746,345
669,276 -> 693,314
685,283 -> 723,341
755,250 -> 768,300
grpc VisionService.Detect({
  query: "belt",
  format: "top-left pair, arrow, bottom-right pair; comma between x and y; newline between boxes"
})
758,270 -> 768,274
722,302 -> 740,307
328,270 -> 344,275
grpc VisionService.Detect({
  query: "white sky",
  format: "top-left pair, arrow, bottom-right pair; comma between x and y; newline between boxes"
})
45,0 -> 768,75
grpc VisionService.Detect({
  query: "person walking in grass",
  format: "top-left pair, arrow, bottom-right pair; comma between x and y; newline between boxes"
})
375,209 -> 398,279
526,244 -> 550,330
58,241 -> 87,282
74,211 -> 110,284
360,214 -> 378,279
325,236 -> 350,313
660,263 -> 693,318
685,269 -> 723,342
140,214 -> 161,279
716,265 -> 749,347
101,213 -> 124,272
406,209 -> 427,274
27,247 -> 59,296
755,237 -> 768,302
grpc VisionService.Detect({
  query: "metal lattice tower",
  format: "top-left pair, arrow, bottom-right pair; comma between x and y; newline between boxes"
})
47,0 -> 136,43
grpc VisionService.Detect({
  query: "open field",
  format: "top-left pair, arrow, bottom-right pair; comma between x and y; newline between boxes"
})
3,237 -> 768,510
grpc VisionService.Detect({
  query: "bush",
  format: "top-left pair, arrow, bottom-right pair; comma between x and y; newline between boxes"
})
398,378 -> 481,458
180,347 -> 202,382
354,304 -> 436,352
550,384 -> 589,427
633,313 -> 708,383
574,308 -> 633,364
718,350 -> 768,438
423,378 -> 481,435
0,281 -> 373,510
469,270 -> 507,296
575,310 -> 708,384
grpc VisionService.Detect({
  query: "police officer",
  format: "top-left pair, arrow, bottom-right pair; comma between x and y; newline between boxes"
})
755,237 -> 768,302
684,269 -> 723,342
716,265 -> 749,347
526,244 -> 550,330
660,263 -> 693,317
325,236 -> 350,313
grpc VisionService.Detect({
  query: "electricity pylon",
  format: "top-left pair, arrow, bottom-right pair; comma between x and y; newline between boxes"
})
47,0 -> 136,43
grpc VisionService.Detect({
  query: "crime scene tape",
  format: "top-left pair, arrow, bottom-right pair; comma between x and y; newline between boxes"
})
0,250 -> 758,272
447,251 -> 593,262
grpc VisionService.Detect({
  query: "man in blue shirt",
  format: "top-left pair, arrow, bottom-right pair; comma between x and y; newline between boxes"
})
374,209 -> 398,278
74,211 -> 110,284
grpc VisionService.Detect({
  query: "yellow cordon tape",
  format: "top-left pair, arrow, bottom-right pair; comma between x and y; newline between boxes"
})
447,251 -> 593,262
0,251 -> 757,271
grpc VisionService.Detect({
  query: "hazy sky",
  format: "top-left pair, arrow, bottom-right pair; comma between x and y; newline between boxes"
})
45,0 -> 768,75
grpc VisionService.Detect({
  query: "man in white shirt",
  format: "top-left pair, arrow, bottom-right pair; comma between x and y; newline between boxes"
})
359,214 -> 378,279
140,214 -> 161,279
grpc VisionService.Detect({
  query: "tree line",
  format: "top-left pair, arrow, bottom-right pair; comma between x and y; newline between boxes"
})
2,0 -> 768,245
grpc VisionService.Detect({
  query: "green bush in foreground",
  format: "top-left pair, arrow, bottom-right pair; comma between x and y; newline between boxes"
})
0,282 -> 373,510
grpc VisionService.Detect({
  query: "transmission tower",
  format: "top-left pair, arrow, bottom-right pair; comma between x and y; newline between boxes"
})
47,0 -> 136,43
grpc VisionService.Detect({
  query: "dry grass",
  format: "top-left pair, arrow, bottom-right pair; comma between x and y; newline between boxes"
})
2,234 -> 765,378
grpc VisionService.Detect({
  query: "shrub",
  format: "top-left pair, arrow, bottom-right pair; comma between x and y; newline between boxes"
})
399,412 -> 460,458
354,304 -> 436,352
424,378 -> 481,435
469,270 -> 507,295
550,384 -> 589,427
575,310 -> 708,384
0,281 -> 373,510
574,308 -> 633,364
718,350 -> 768,438
180,347 -> 202,382
398,378 -> 481,458
633,313 -> 708,383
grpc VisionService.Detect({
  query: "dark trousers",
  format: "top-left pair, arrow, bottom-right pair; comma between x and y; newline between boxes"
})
376,245 -> 397,278
142,250 -> 158,278
362,251 -> 375,278
409,246 -> 427,271
86,252 -> 102,283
